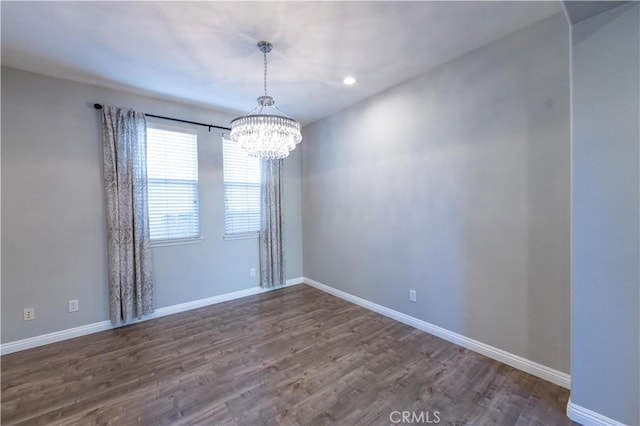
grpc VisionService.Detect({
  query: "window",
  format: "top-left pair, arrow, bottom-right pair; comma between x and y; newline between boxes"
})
223,138 -> 261,236
146,123 -> 200,243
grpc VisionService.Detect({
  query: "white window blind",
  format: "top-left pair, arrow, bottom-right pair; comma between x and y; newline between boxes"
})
146,124 -> 200,242
223,138 -> 261,236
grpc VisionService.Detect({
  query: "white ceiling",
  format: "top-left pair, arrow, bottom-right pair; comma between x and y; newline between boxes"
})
1,1 -> 561,125
562,1 -> 628,24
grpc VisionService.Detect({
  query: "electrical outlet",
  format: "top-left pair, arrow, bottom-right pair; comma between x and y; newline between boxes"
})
409,290 -> 417,302
68,299 -> 79,313
250,268 -> 256,277
24,307 -> 35,321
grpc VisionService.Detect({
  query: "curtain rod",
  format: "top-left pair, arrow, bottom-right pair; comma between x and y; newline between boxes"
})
93,104 -> 231,132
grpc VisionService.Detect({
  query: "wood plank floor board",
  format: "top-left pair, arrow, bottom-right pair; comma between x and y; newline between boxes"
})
1,285 -> 574,425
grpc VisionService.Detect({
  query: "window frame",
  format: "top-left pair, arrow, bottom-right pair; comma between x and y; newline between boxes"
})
146,121 -> 202,247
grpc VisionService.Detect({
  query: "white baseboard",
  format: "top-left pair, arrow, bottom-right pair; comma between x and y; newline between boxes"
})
303,276 -> 571,389
0,277 -> 304,356
567,399 -> 627,426
0,320 -> 115,356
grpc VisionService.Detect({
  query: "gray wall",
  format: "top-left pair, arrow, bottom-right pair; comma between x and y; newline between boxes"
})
571,3 -> 640,424
302,13 -> 571,373
1,67 -> 303,343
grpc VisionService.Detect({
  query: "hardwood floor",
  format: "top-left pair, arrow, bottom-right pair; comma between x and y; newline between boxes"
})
1,285 -> 573,425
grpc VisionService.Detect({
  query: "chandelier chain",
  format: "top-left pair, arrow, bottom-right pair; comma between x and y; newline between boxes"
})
263,50 -> 268,96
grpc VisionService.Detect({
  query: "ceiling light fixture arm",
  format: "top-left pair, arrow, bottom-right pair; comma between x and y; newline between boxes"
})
258,41 -> 272,97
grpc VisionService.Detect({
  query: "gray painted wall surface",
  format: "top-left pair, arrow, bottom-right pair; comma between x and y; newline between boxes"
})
1,67 -> 303,343
302,13 -> 571,373
571,4 -> 640,424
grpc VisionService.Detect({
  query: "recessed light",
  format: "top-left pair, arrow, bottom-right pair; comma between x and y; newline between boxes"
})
343,76 -> 356,85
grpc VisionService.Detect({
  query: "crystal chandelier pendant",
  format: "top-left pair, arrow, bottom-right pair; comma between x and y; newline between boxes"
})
229,41 -> 302,160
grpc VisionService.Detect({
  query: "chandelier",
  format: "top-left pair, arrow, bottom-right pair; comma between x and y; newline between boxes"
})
229,41 -> 302,159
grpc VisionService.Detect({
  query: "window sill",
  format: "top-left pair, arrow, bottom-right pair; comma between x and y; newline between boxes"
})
151,237 -> 203,248
224,233 -> 259,241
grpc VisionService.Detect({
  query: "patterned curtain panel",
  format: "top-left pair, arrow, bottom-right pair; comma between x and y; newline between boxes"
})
102,106 -> 154,324
259,159 -> 285,288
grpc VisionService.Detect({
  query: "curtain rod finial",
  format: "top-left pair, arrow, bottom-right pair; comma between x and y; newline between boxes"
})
94,103 -> 103,110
